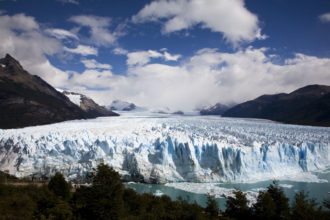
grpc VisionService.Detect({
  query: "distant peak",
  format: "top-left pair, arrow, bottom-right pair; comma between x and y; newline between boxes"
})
0,54 -> 23,70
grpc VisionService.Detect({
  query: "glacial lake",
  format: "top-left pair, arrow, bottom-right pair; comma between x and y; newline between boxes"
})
127,170 -> 330,210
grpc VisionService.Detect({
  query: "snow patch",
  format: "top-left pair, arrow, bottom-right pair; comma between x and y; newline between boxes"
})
65,93 -> 82,106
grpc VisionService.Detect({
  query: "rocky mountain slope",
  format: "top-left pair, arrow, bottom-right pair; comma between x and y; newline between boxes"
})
223,85 -> 330,126
0,54 -> 116,129
200,103 -> 230,115
63,91 -> 118,117
108,100 -> 138,111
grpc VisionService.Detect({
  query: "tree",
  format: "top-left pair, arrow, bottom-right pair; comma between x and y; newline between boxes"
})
324,199 -> 330,210
48,172 -> 71,201
266,181 -> 290,219
291,191 -> 321,220
253,181 -> 290,220
79,163 -> 124,220
225,190 -> 251,220
205,194 -> 219,219
253,191 -> 277,220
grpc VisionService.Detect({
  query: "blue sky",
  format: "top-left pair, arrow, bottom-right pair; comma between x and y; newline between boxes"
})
0,0 -> 330,110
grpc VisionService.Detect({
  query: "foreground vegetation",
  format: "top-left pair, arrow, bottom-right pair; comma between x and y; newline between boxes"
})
0,165 -> 329,220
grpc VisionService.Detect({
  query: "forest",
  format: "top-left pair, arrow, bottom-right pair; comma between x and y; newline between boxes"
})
0,164 -> 329,220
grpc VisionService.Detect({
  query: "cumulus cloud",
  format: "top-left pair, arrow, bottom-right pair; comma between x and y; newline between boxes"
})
45,28 -> 78,40
133,0 -> 265,45
81,59 -> 112,70
126,49 -> 181,66
64,45 -> 98,56
319,12 -> 330,23
1,14 -> 329,111
0,13 -> 68,87
65,47 -> 330,110
69,15 -> 117,46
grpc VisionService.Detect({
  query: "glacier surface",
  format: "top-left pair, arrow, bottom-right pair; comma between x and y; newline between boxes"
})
0,113 -> 329,183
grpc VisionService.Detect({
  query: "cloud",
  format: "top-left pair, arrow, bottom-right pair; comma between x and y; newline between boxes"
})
45,28 -> 78,40
133,0 -> 265,45
57,0 -> 79,5
319,12 -> 330,23
77,47 -> 330,110
0,13 -> 68,87
69,69 -> 113,90
112,47 -> 128,55
69,15 -> 117,46
64,45 -> 98,56
126,49 -> 181,66
81,59 -> 112,70
1,14 -> 329,112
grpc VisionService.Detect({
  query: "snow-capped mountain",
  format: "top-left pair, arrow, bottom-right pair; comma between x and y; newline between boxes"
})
108,100 -> 138,111
199,103 -> 230,116
62,91 -> 118,117
0,115 -> 329,183
0,54 -> 89,129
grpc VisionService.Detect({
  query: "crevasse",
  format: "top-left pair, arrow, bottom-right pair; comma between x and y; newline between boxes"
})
0,115 -> 329,183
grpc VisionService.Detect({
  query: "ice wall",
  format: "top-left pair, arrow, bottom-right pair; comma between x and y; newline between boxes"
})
0,116 -> 329,183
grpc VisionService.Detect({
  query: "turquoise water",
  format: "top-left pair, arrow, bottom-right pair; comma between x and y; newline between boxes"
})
126,170 -> 330,210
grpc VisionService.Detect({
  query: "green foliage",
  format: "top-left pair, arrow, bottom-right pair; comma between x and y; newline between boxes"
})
48,172 -> 71,201
1,167 -> 330,220
225,190 -> 250,220
76,163 -> 124,219
291,191 -> 321,220
253,190 -> 277,220
253,181 -> 290,220
266,181 -> 290,219
205,194 -> 219,219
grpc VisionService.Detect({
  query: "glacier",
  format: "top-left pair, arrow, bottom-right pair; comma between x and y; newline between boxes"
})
0,113 -> 329,183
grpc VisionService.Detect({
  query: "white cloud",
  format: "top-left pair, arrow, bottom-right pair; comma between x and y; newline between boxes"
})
64,45 -> 98,56
319,12 -> 330,23
112,47 -> 128,55
57,0 -> 79,5
0,13 -> 68,87
69,15 -> 117,46
126,49 -> 181,66
45,28 -> 78,40
81,59 -> 112,70
133,0 -> 265,45
80,47 -> 330,110
1,14 -> 329,112
163,51 -> 181,61
69,69 -> 113,90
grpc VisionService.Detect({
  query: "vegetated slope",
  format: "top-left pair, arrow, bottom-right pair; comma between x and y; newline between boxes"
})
0,54 -> 108,129
223,85 -> 330,126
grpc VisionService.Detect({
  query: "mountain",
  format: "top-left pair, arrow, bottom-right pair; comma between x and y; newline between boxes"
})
200,103 -> 230,115
109,100 -> 137,111
0,54 -> 114,129
62,91 -> 118,117
223,85 -> 330,126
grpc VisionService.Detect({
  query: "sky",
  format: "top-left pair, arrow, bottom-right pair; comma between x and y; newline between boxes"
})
0,0 -> 330,111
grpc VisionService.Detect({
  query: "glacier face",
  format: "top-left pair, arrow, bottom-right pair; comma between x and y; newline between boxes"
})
0,113 -> 329,183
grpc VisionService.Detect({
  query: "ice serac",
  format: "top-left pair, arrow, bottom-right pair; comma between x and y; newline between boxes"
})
0,116 -> 329,183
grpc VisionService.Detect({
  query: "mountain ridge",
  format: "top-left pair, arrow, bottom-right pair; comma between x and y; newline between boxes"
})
223,84 -> 330,126
0,54 -> 116,129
